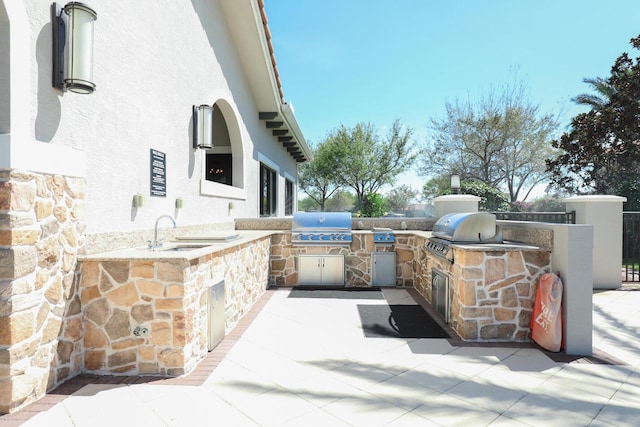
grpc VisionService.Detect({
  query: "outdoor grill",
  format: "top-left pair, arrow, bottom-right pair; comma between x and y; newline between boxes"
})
291,212 -> 352,245
426,212 -> 502,261
372,227 -> 394,244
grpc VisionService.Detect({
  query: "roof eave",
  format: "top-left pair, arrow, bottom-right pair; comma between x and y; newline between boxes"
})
221,0 -> 311,163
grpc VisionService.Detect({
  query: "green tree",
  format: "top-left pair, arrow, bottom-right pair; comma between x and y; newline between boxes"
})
325,190 -> 356,212
420,78 -> 558,204
460,180 -> 510,211
421,175 -> 451,203
298,195 -> 320,212
298,142 -> 341,211
526,195 -> 567,212
387,184 -> 419,213
323,120 -> 417,212
359,192 -> 388,218
547,35 -> 640,206
421,175 -> 510,211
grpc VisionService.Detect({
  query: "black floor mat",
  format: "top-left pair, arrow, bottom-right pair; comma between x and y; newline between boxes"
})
358,304 -> 449,338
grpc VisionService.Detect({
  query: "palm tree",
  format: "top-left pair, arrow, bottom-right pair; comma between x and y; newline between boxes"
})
571,77 -> 616,111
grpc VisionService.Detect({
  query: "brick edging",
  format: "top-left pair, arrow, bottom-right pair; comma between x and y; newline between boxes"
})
0,289 -> 276,425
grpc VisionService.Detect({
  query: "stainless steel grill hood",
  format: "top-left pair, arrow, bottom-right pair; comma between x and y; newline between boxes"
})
292,212 -> 352,231
291,212 -> 352,245
432,212 -> 502,243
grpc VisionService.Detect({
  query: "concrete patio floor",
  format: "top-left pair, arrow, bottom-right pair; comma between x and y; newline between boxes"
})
2,287 -> 639,427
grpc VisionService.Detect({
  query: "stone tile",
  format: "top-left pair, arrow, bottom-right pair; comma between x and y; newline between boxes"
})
594,395 -> 640,427
475,365 -> 549,392
366,373 -> 444,411
443,377 -> 528,414
145,385 -> 258,427
322,391 -> 411,427
416,354 -> 496,379
58,384 -> 167,427
501,383 -> 607,427
205,359 -> 278,405
545,364 -> 634,400
411,393 -> 500,427
20,403 -> 74,427
390,363 -> 465,394
323,360 -> 397,391
384,410 -> 442,427
227,387 -> 317,427
280,408 -> 351,427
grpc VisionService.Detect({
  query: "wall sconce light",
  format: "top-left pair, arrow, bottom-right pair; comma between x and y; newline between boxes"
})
175,198 -> 184,209
51,2 -> 98,94
132,193 -> 145,208
193,105 -> 214,149
450,174 -> 461,194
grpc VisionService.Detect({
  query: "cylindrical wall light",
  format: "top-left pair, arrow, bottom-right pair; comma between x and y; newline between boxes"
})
52,2 -> 98,94
193,105 -> 214,149
64,3 -> 97,93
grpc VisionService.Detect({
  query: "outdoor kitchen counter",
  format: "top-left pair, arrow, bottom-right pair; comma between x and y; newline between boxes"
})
449,241 -> 550,252
421,239 -> 552,342
78,230 -> 276,261
76,230 -> 272,377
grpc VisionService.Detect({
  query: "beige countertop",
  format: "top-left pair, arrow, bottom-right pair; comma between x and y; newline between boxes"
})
78,230 -> 276,261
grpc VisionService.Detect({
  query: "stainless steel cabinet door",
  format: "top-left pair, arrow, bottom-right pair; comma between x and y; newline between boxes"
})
320,255 -> 345,285
372,252 -> 396,286
297,255 -> 344,286
298,256 -> 323,285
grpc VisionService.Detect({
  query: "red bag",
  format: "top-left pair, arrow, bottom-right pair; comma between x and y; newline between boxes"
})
530,273 -> 563,352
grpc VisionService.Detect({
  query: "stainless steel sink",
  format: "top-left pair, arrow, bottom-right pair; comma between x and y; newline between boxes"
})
161,244 -> 211,251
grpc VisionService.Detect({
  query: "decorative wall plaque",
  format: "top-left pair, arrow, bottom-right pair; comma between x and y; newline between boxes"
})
150,149 -> 166,197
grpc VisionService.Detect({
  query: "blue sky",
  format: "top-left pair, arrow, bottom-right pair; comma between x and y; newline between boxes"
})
264,1 -> 640,196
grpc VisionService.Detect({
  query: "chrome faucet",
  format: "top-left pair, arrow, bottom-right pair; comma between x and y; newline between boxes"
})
149,215 -> 177,249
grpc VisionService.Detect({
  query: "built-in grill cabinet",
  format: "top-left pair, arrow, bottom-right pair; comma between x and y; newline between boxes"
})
297,255 -> 345,286
427,212 -> 502,323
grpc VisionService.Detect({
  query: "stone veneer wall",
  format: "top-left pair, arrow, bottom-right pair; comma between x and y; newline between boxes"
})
418,247 -> 551,342
78,237 -> 270,376
0,170 -> 86,414
269,232 -> 419,287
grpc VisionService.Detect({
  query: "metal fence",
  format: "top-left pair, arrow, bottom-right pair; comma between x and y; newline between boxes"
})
623,212 -> 640,283
493,211 -> 576,224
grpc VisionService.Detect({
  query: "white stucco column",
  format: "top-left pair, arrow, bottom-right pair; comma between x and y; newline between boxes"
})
433,194 -> 480,218
564,195 -> 626,290
551,224 -> 594,356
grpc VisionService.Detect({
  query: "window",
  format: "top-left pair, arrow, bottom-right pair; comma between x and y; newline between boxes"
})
199,100 -> 246,200
206,153 -> 232,185
260,163 -> 277,217
285,179 -> 294,216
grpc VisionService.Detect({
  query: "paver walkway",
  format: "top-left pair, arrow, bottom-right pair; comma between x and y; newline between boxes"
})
2,287 -> 639,426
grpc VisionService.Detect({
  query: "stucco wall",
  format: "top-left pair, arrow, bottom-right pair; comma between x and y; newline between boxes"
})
11,0 -> 299,238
